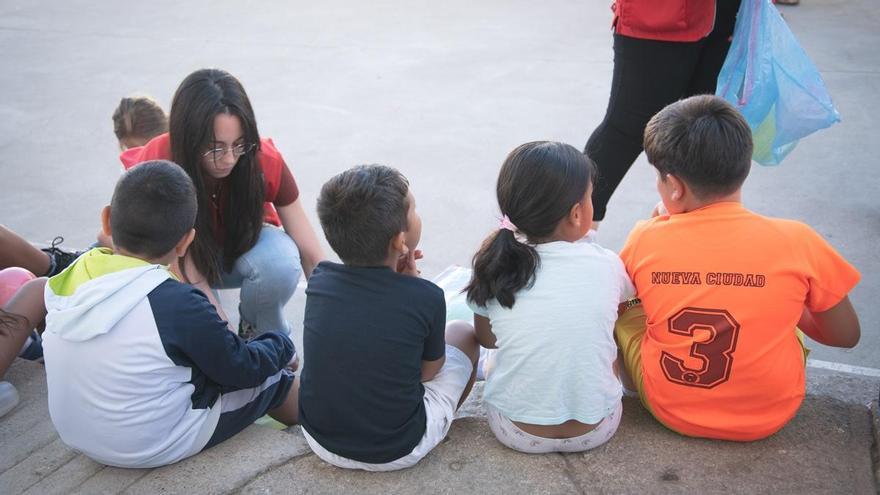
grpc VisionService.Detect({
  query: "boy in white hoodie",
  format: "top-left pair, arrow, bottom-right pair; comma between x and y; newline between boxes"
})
6,160 -> 300,468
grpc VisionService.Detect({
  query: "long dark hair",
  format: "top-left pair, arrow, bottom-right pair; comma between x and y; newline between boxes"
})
466,141 -> 593,309
169,68 -> 265,285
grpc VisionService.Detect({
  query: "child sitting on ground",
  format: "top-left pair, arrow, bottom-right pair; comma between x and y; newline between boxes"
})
30,160 -> 299,468
465,141 -> 634,453
298,165 -> 479,471
616,94 -> 861,441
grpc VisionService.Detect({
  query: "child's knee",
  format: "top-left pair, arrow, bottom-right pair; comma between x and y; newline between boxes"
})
1,277 -> 48,332
269,376 -> 300,426
445,320 -> 479,363
0,310 -> 30,340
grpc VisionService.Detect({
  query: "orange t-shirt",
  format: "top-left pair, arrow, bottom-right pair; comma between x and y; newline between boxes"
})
620,202 -> 860,440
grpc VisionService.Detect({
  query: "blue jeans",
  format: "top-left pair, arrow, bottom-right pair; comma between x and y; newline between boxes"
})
217,225 -> 301,336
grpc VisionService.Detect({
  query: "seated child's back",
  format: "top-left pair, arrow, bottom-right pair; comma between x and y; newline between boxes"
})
618,95 -> 860,441
465,142 -> 633,453
43,161 -> 298,468
300,261 -> 445,462
299,165 -> 478,470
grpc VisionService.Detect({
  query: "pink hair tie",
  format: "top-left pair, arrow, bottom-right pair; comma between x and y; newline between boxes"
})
498,214 -> 518,232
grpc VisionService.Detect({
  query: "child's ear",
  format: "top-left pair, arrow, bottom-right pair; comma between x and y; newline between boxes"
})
100,206 -> 112,238
390,231 -> 409,257
568,202 -> 584,228
667,174 -> 686,201
175,229 -> 196,258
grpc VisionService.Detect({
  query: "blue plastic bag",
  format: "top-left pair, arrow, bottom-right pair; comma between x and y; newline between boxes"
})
716,0 -> 840,165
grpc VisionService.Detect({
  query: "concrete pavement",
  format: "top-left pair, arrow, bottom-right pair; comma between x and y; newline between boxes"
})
1,0 -> 878,493
0,0 -> 877,370
1,360 -> 877,494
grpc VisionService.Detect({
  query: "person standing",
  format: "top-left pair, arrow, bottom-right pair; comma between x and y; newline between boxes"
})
585,0 -> 741,226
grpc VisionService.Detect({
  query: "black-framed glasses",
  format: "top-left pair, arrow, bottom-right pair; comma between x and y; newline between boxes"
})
202,143 -> 256,161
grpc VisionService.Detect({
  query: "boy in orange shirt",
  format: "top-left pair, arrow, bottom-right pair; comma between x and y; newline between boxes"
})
616,95 -> 861,441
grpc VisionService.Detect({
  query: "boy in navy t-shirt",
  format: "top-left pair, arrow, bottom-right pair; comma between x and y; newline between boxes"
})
298,165 -> 479,471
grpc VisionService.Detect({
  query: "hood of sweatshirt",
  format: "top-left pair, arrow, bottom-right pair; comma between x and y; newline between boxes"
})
44,248 -> 173,342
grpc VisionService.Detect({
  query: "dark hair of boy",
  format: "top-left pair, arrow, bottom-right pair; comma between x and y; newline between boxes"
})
110,160 -> 197,259
112,96 -> 168,143
644,94 -> 753,199
316,165 -> 409,266
466,141 -> 594,309
169,68 -> 265,284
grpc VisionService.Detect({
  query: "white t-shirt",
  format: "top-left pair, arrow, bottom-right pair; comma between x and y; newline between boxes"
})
469,241 -> 635,425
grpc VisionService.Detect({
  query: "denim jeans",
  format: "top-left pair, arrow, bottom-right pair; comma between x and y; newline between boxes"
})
217,225 -> 301,336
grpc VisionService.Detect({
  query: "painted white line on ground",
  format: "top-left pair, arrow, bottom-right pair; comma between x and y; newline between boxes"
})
808,359 -> 880,378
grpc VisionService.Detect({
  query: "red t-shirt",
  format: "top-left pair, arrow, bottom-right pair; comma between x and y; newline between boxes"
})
120,133 -> 299,242
612,0 -> 716,42
620,202 -> 860,440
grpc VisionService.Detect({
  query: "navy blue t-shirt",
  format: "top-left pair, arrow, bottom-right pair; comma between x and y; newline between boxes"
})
298,261 -> 446,463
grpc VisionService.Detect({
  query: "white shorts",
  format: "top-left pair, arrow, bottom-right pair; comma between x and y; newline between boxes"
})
486,401 -> 622,454
302,345 -> 473,471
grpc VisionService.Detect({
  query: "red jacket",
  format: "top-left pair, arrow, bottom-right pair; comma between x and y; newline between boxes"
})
119,133 -> 285,228
612,0 -> 716,42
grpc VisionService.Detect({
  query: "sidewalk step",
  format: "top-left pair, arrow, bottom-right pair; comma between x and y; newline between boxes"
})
1,359 -> 875,494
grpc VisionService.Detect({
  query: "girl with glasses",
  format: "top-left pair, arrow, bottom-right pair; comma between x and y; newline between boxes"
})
120,68 -> 325,346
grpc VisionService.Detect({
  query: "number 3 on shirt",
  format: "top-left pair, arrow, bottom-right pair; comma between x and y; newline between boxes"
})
660,308 -> 741,388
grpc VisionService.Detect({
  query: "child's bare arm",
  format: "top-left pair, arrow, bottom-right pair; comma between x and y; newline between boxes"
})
474,314 -> 497,349
421,356 -> 445,382
798,296 -> 860,348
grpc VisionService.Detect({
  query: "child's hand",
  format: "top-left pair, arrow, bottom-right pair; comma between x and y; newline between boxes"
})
651,201 -> 668,218
396,249 -> 422,276
286,353 -> 300,373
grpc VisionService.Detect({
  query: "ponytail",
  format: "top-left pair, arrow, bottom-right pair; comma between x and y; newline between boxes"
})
466,229 -> 539,309
465,141 -> 593,310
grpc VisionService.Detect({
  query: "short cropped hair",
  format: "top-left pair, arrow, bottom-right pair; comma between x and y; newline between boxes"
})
644,95 -> 753,198
317,165 -> 409,266
110,160 -> 197,259
112,96 -> 167,143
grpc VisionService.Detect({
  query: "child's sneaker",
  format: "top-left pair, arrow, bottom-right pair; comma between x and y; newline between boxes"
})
0,381 -> 19,417
41,236 -> 84,277
18,329 -> 44,362
238,319 -> 258,340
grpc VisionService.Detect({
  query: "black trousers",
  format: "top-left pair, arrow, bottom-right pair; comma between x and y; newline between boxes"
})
585,0 -> 741,221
